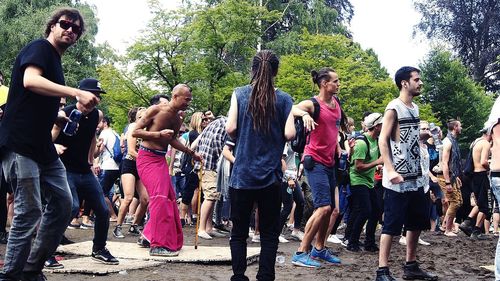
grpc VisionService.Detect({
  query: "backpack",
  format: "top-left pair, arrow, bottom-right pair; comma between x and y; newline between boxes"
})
463,139 -> 480,177
291,97 -> 320,153
105,133 -> 123,164
180,131 -> 195,174
355,134 -> 376,161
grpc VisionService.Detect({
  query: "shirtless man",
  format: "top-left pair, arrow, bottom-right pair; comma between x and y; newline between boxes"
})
132,84 -> 201,256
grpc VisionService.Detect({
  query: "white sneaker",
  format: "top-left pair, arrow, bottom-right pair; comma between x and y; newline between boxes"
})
279,235 -> 289,243
252,234 -> 260,243
399,236 -> 407,246
198,231 -> 213,240
335,233 -> 344,239
418,237 -> 430,246
327,234 -> 342,244
338,223 -> 346,230
286,223 -> 294,230
291,230 -> 305,241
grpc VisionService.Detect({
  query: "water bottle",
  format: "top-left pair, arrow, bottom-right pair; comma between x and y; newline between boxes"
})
286,186 -> 293,194
338,151 -> 348,171
63,109 -> 82,136
276,255 -> 285,265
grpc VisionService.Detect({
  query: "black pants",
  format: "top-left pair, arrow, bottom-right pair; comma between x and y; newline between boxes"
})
347,185 -> 380,247
0,170 -> 8,232
230,183 -> 281,281
279,181 -> 304,231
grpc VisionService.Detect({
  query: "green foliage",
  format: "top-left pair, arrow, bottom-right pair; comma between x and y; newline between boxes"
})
276,32 -> 395,124
419,48 -> 494,146
0,0 -> 99,87
415,0 -> 500,92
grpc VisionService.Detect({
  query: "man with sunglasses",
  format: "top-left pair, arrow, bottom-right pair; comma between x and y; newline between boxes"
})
0,8 -> 99,281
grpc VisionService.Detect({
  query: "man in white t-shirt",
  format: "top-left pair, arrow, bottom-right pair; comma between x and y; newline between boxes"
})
98,116 -> 121,222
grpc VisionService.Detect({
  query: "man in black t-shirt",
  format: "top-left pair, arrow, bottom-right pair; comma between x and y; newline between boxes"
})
0,8 -> 99,281
51,78 -> 118,266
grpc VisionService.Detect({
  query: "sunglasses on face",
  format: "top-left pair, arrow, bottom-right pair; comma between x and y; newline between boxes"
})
57,20 -> 82,35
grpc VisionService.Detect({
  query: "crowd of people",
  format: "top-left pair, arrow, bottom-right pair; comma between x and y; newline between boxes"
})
0,7 -> 500,281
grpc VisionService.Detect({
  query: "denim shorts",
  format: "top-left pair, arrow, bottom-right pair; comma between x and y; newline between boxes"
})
382,187 -> 430,236
304,162 -> 336,209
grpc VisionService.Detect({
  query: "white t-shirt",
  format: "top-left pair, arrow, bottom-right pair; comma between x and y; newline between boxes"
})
100,128 -> 120,170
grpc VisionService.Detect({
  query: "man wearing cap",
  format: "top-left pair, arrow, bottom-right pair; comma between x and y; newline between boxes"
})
51,78 -> 118,265
0,8 -> 99,281
345,113 -> 383,253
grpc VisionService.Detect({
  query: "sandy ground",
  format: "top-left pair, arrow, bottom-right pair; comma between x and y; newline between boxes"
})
1,223 -> 496,281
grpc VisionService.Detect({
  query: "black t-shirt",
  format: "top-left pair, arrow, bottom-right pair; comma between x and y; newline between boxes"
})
426,141 -> 440,171
55,105 -> 99,173
0,39 -> 64,164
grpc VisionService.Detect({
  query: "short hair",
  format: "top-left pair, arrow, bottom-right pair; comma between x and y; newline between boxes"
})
149,94 -> 170,105
395,66 -> 420,90
45,8 -> 85,39
311,67 -> 336,88
103,116 -> 111,125
447,119 -> 460,131
127,107 -> 139,123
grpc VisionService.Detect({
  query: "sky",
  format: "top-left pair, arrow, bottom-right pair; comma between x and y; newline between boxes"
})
85,0 -> 429,78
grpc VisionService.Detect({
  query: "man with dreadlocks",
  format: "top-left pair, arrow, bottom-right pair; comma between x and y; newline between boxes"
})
291,67 -> 344,268
226,50 -> 295,281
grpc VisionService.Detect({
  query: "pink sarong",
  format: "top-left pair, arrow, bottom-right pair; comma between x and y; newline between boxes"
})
136,149 -> 183,250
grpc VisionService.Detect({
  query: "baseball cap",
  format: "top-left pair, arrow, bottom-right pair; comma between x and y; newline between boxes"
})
364,112 -> 383,129
78,78 -> 106,94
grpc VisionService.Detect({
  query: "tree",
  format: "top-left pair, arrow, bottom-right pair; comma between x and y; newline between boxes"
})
419,48 -> 494,146
415,0 -> 500,92
0,0 -> 100,88
276,32 -> 400,124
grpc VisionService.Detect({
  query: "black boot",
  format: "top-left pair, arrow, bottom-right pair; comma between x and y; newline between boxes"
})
403,262 -> 438,280
458,218 -> 473,237
375,267 -> 396,281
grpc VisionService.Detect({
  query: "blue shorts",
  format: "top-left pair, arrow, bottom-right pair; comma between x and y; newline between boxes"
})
304,162 -> 336,209
382,187 -> 430,236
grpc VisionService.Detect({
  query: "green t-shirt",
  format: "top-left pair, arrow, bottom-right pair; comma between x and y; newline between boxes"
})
349,133 -> 379,188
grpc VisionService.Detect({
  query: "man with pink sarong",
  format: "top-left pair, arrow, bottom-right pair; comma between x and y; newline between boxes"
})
132,84 -> 202,256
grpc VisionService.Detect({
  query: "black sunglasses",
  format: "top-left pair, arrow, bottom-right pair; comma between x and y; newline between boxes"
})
57,20 -> 82,35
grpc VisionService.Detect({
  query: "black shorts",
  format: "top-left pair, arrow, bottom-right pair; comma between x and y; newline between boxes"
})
382,187 -> 431,236
121,158 -> 139,179
471,171 -> 490,217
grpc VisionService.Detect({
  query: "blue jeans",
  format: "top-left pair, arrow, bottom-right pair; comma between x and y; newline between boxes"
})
171,174 -> 186,200
0,151 -> 72,280
67,171 -> 109,251
490,176 -> 500,281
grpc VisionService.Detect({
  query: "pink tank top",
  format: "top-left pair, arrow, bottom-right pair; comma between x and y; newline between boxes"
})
303,96 -> 341,167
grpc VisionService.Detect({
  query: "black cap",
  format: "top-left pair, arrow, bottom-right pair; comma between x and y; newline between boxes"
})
78,78 -> 106,94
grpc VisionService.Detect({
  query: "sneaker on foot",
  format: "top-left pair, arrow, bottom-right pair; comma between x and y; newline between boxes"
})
418,237 -> 431,246
376,267 -> 396,281
208,230 -> 227,238
310,247 -> 341,264
399,236 -> 407,246
279,235 -> 289,243
80,222 -> 94,230
327,234 -> 342,244
123,214 -> 134,225
67,222 -> 80,229
291,252 -> 321,268
291,230 -> 304,241
198,231 -> 213,240
402,262 -> 438,281
346,244 -> 362,253
44,256 -> 64,269
137,237 -> 150,248
150,247 -> 179,257
113,225 -> 125,239
91,248 -> 119,265
459,220 -> 473,237
340,238 -> 349,247
251,234 -> 260,243
128,224 -> 141,235
363,243 -> 379,252
470,230 -> 490,240
444,231 -> 457,237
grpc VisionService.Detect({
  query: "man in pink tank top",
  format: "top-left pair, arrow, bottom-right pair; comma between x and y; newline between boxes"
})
291,67 -> 344,268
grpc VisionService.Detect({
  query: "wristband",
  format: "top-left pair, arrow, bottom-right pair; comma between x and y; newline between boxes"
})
302,112 -> 309,117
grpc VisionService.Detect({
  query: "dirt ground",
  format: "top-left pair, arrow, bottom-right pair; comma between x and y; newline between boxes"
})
1,223 -> 496,281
